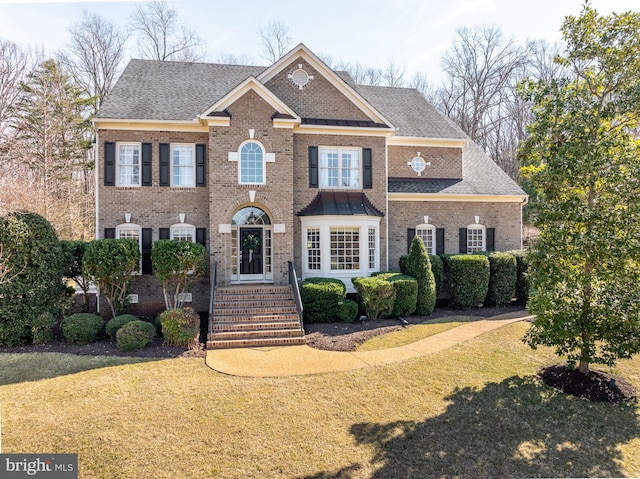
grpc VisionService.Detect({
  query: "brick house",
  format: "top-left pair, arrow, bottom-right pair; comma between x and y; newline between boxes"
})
94,43 -> 527,319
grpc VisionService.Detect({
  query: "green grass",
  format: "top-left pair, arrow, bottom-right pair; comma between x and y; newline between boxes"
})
356,315 -> 477,351
2,322 -> 640,478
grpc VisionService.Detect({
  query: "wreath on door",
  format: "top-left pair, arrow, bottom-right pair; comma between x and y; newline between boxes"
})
243,234 -> 260,251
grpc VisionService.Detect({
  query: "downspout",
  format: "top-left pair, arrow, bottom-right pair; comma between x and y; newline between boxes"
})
520,195 -> 529,249
384,136 -> 389,271
94,127 -> 100,314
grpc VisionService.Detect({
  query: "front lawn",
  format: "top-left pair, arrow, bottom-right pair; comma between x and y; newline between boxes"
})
1,322 -> 639,478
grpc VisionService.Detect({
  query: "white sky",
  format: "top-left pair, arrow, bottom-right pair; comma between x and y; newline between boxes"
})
0,0 -> 637,83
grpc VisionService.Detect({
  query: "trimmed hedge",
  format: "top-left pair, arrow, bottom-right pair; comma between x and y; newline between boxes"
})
32,312 -> 55,345
116,320 -> 156,352
352,276 -> 396,319
405,236 -> 436,315
508,249 -> 530,306
106,314 -> 139,339
400,254 -> 443,296
300,278 -> 346,323
484,252 -> 517,306
373,273 -> 418,317
444,255 -> 490,309
336,299 -> 359,323
159,307 -> 200,347
62,313 -> 105,345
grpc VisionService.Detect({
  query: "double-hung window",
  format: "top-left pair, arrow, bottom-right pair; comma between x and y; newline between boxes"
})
320,147 -> 361,188
172,144 -> 195,187
467,224 -> 486,253
117,143 -> 141,187
116,223 -> 142,273
171,224 -> 196,242
416,224 -> 436,255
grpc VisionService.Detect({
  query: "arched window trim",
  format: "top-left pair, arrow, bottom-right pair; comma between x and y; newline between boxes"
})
170,223 -> 196,242
466,223 -> 486,253
238,140 -> 266,185
415,223 -> 436,255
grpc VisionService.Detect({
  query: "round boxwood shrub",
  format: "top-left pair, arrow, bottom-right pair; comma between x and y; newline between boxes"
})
352,276 -> 396,319
116,320 -> 156,352
0,212 -> 64,346
106,314 -> 139,339
445,255 -> 490,309
485,252 -> 517,306
336,299 -> 359,323
31,312 -> 55,345
159,307 -> 200,347
373,273 -> 418,317
300,278 -> 346,323
62,313 -> 105,345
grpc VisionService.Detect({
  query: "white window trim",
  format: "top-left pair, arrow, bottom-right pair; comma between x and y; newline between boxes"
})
238,140 -> 266,185
319,146 -> 362,189
170,143 -> 196,188
416,223 -> 436,255
170,223 -> 196,242
115,223 -> 142,273
301,216 -> 380,292
116,142 -> 141,187
466,223 -> 486,254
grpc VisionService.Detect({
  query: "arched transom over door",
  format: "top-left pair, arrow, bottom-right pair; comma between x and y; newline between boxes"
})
231,206 -> 273,283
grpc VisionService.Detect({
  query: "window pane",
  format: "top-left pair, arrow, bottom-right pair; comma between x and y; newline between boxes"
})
417,227 -> 435,255
172,145 -> 194,187
118,144 -> 140,186
307,228 -> 321,271
320,148 -> 360,188
240,142 -> 264,184
368,227 -> 376,270
467,227 -> 485,253
330,227 -> 360,270
320,149 -> 339,187
171,227 -> 194,242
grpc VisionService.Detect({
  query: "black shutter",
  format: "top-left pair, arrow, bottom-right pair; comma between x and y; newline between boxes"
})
159,228 -> 170,240
309,146 -> 318,188
196,144 -> 206,187
104,228 -> 116,239
159,143 -> 170,186
407,228 -> 416,253
486,228 -> 495,252
141,228 -> 153,274
436,228 -> 445,255
459,228 -> 468,254
363,148 -> 372,189
104,142 -> 115,186
196,228 -> 207,247
142,142 -> 152,186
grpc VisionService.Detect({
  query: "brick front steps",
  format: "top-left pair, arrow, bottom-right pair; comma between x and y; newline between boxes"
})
207,285 -> 305,349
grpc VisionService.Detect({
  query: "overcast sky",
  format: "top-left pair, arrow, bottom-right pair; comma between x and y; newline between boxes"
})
0,0 -> 637,82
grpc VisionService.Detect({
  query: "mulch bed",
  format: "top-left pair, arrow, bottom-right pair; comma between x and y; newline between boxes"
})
539,364 -> 637,403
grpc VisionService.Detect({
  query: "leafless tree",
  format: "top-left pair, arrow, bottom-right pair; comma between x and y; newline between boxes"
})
214,52 -> 255,65
131,0 -> 206,62
0,39 -> 30,138
258,20 -> 292,64
381,58 -> 406,87
59,11 -> 128,112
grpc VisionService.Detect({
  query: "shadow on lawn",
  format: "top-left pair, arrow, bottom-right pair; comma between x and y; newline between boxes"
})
301,375 -> 640,479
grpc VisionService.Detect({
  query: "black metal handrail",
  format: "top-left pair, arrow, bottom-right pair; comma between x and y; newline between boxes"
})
208,260 -> 217,319
288,261 -> 304,330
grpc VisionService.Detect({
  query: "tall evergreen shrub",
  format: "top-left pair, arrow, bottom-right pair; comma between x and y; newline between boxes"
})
404,236 -> 436,315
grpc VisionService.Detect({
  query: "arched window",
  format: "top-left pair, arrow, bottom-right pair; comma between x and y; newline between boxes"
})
116,223 -> 142,273
239,141 -> 265,185
231,206 -> 271,225
415,223 -> 436,255
466,223 -> 486,253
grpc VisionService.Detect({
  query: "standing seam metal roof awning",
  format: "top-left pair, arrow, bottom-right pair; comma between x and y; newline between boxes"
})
297,192 -> 384,216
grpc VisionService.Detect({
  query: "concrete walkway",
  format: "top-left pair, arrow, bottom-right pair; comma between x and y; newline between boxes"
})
205,310 -> 534,377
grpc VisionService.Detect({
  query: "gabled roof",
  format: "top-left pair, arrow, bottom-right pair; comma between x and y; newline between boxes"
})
389,142 -> 527,197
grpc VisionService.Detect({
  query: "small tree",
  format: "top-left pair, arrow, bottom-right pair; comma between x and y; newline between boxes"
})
60,240 -> 91,310
405,235 -> 436,315
83,239 -> 140,318
519,5 -> 640,374
152,240 -> 206,310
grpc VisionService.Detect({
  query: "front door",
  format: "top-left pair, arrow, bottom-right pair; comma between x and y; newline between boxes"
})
240,227 -> 263,276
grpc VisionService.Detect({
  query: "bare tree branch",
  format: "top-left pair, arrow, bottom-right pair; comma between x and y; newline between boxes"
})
258,20 -> 292,64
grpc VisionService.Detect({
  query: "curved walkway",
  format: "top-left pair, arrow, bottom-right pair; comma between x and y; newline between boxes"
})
205,310 -> 534,377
